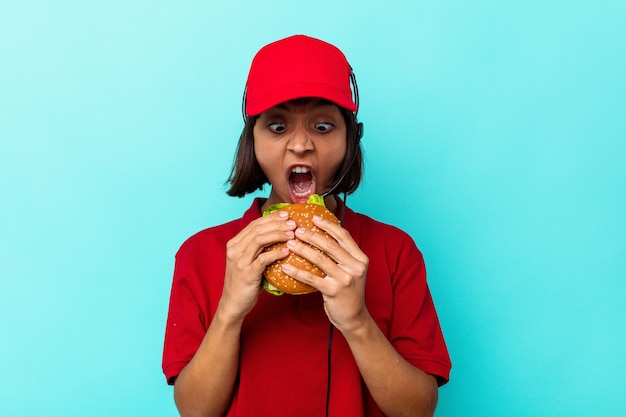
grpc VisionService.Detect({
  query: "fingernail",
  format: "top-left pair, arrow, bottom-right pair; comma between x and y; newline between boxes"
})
287,239 -> 296,247
282,263 -> 294,272
286,220 -> 296,227
313,215 -> 322,221
295,227 -> 305,235
278,211 -> 288,218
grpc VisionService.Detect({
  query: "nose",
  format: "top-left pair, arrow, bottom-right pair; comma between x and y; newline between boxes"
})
287,126 -> 313,154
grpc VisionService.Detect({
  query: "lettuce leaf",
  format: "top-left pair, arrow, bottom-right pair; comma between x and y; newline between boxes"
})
262,194 -> 326,216
262,202 -> 290,216
306,193 -> 325,206
262,279 -> 284,296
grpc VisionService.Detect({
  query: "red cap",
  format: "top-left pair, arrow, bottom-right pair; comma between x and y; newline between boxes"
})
244,35 -> 357,116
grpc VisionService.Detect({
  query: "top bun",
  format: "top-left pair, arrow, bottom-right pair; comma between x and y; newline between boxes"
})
263,203 -> 340,295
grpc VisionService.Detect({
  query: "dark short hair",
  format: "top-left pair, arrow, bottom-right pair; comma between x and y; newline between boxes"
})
226,107 -> 363,197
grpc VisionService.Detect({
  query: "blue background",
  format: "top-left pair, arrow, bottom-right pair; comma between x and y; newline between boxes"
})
1,1 -> 624,416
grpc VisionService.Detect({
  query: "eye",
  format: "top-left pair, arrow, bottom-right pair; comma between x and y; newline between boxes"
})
267,122 -> 286,133
315,122 -> 334,133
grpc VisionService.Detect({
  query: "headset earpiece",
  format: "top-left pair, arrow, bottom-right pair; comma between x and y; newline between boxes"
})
349,67 -> 363,142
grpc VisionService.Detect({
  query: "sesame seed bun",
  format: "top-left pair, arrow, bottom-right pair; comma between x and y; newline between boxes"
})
263,202 -> 340,295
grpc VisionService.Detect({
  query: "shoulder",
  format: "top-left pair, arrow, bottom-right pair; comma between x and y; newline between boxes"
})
355,211 -> 412,238
178,218 -> 239,253
172,220 -> 239,271
176,199 -> 263,259
347,208 -> 420,251
345,208 -> 425,275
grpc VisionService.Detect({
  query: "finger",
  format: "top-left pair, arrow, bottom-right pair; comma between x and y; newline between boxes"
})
280,262 -> 332,293
224,242 -> 291,291
294,223 -> 366,267
256,246 -> 291,271
280,251 -> 359,297
292,228 -> 345,266
231,211 -> 293,246
235,210 -> 292,238
229,212 -> 297,260
285,238 -> 345,279
287,233 -> 369,287
310,216 -> 368,264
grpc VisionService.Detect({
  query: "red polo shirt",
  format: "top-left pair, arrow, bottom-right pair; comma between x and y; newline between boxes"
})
163,198 -> 451,416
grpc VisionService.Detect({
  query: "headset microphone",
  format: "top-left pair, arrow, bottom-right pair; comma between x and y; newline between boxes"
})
321,126 -> 361,199
322,66 -> 362,194
322,67 -> 363,229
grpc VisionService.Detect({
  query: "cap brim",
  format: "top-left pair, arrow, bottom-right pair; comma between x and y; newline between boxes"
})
246,82 -> 357,116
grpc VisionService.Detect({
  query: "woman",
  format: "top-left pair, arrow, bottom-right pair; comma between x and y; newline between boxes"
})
163,34 -> 451,417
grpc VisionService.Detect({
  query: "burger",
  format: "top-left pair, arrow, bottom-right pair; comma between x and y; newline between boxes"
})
262,194 -> 340,296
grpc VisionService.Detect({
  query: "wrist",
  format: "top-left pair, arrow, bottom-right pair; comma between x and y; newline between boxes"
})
214,298 -> 247,330
336,308 -> 375,340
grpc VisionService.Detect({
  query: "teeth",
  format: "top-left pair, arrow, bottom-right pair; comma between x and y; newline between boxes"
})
291,166 -> 310,174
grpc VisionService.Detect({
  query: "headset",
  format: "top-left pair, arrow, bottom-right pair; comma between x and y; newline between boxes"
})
242,66 -> 363,417
322,67 -> 363,417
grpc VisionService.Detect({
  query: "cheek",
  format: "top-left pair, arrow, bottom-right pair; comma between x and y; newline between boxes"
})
254,147 -> 270,172
253,135 -> 266,162
320,142 -> 347,180
330,135 -> 348,165
253,138 -> 280,174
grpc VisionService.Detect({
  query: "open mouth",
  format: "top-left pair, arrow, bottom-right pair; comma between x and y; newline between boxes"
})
289,166 -> 315,201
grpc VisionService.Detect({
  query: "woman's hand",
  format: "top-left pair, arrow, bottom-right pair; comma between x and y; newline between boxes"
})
281,214 -> 370,332
220,211 -> 297,321
280,216 -> 439,417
